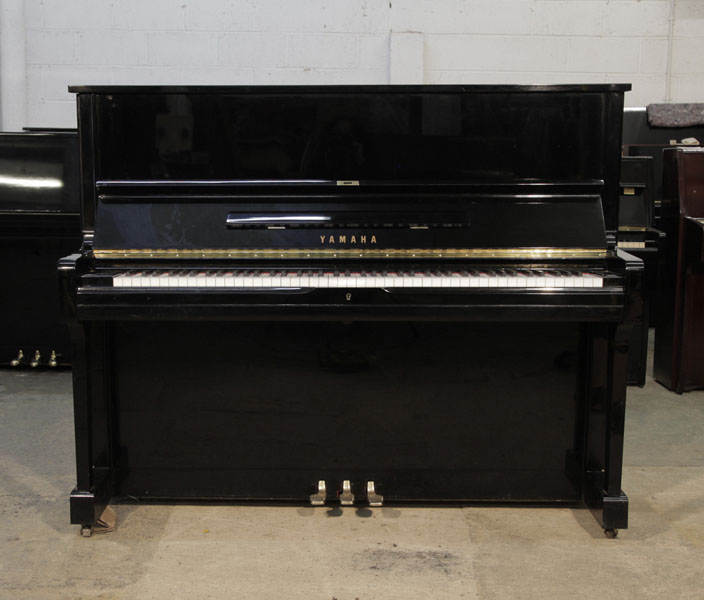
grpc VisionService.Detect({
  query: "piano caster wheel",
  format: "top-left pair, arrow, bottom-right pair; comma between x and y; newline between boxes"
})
10,350 -> 24,367
309,480 -> 327,506
604,528 -> 618,539
339,480 -> 355,505
80,525 -> 93,538
30,350 -> 41,368
49,351 -> 58,368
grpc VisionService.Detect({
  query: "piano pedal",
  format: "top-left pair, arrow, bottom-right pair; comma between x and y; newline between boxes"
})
49,351 -> 58,368
30,350 -> 41,368
339,480 -> 355,505
10,350 -> 24,367
309,480 -> 327,506
366,481 -> 384,507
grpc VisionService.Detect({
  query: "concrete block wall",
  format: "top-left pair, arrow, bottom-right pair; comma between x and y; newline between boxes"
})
672,0 -> 704,101
1,0 -> 703,129
420,0 -> 677,105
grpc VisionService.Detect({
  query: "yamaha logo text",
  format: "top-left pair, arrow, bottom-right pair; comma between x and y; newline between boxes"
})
319,234 -> 377,245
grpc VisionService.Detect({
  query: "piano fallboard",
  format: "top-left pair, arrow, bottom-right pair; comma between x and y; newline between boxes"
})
91,186 -> 608,256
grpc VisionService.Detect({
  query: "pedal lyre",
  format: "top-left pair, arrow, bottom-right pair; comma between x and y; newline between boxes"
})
340,480 -> 355,505
366,481 -> 384,506
309,480 -> 327,506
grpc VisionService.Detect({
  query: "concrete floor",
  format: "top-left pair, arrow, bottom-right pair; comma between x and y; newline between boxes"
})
1,344 -> 703,599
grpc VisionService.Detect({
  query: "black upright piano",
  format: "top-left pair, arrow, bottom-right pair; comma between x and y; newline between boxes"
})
0,130 -> 80,367
618,156 -> 665,386
61,84 -> 641,537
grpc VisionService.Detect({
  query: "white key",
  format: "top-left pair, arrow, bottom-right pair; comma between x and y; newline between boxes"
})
268,271 -> 280,287
583,273 -> 603,288
565,273 -> 582,288
122,272 -> 136,288
176,271 -> 188,287
194,271 -> 206,287
437,274 -> 450,288
242,272 -> 255,287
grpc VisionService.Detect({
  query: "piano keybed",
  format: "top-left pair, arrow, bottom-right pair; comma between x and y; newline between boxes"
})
109,267 -> 605,289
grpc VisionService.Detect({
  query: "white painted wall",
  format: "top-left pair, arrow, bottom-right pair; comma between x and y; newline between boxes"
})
0,0 -> 702,129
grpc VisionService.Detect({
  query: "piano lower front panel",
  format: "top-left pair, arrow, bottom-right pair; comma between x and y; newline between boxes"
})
112,320 -> 586,503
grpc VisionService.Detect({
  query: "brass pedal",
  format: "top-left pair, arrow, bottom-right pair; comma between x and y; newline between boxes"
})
309,480 -> 327,506
340,480 -> 355,505
49,351 -> 58,368
366,481 -> 384,507
10,350 -> 24,367
30,350 -> 41,368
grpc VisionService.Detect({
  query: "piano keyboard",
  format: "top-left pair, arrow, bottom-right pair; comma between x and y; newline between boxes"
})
617,241 -> 646,249
111,268 -> 604,289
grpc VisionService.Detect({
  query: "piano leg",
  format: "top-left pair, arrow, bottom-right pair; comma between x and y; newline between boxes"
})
67,320 -> 115,534
584,321 -> 631,536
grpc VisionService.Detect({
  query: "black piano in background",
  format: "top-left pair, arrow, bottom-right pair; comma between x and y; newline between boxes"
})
61,84 -> 641,537
0,130 -> 80,367
654,148 -> 704,393
622,107 -> 703,229
618,156 -> 665,386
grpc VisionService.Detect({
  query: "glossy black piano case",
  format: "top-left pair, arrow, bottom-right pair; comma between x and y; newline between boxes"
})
63,85 -> 639,537
0,131 -> 80,367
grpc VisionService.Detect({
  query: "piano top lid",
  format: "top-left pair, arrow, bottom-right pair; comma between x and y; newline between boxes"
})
73,83 -> 629,235
68,83 -> 632,94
